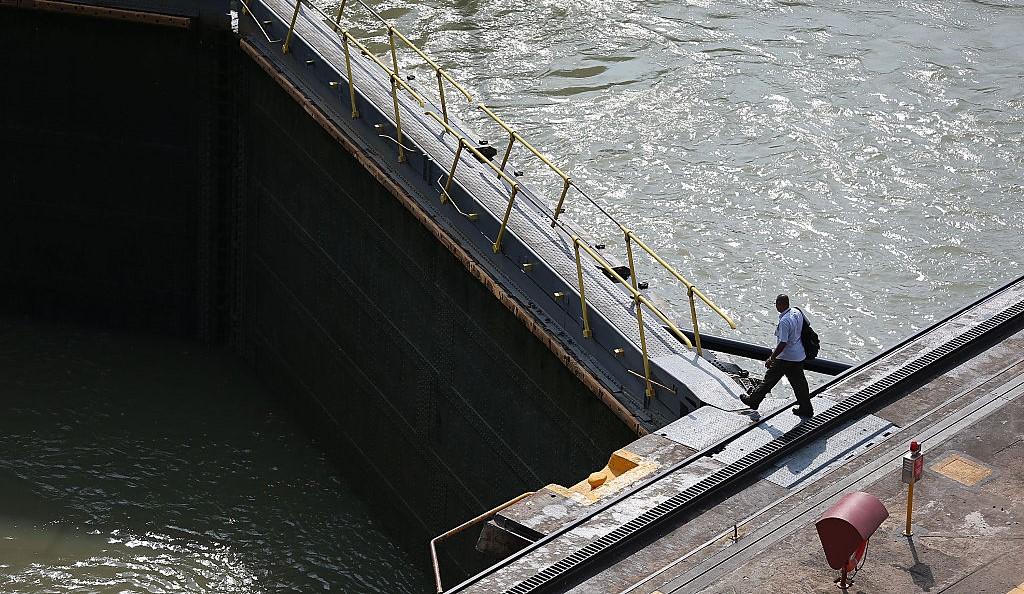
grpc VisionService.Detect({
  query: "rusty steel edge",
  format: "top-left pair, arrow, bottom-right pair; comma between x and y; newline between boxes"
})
0,0 -> 192,27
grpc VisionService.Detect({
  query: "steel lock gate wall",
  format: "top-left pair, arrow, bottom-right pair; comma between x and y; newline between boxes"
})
0,7 -> 233,340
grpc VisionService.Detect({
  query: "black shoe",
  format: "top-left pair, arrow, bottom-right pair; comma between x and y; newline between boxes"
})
792,406 -> 814,418
740,395 -> 759,410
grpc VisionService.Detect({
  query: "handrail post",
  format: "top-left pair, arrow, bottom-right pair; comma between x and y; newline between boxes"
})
573,238 -> 592,338
341,32 -> 360,119
441,141 -> 464,203
689,287 -> 703,356
388,27 -> 400,81
282,0 -> 302,54
550,176 -> 570,226
636,306 -> 655,401
437,70 -> 449,124
390,75 -> 406,162
499,131 -> 515,175
492,185 -> 519,253
624,229 -> 638,291
333,0 -> 347,28
625,231 -> 655,399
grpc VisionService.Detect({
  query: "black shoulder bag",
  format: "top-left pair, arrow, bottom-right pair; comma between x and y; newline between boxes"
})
796,308 -> 820,361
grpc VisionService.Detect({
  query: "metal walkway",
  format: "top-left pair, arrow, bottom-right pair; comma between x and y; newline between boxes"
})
238,0 -> 747,430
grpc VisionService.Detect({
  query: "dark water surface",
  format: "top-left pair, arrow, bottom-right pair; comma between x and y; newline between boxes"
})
0,318 -> 431,593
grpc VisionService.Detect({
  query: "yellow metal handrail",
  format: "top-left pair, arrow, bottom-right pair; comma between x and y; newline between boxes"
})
272,0 -> 738,383
390,27 -> 474,120
624,230 -> 736,327
332,0 -> 473,125
425,112 -> 521,253
622,229 -> 737,355
573,237 -> 693,399
285,0 -> 426,162
476,104 -> 572,228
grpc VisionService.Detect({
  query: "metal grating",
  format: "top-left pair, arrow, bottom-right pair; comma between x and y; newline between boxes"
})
501,297 -> 1024,594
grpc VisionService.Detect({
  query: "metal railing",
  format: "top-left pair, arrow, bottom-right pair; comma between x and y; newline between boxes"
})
623,230 -> 738,355
264,0 -> 737,397
426,112 -> 522,253
429,491 -> 535,594
332,0 -> 473,126
476,104 -> 573,228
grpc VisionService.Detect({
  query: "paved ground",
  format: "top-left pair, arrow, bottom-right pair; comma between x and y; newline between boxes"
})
555,327 -> 1024,594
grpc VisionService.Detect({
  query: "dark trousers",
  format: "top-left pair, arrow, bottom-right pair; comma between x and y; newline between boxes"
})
748,359 -> 811,409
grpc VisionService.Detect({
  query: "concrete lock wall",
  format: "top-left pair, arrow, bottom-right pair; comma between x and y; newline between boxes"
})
1,5 -> 634,575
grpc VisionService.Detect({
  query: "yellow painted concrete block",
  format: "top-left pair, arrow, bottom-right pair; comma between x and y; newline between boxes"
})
931,453 -> 992,486
546,448 -> 659,505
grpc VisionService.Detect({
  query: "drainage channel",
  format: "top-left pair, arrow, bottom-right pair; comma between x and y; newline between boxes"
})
445,275 -> 1024,594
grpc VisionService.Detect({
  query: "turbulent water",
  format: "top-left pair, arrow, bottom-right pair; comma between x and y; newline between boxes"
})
341,0 -> 1024,362
0,319 -> 431,593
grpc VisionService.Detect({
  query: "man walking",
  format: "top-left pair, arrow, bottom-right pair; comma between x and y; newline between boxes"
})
740,294 -> 813,417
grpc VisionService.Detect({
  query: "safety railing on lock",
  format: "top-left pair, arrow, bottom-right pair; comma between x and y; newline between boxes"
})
245,0 -> 738,399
